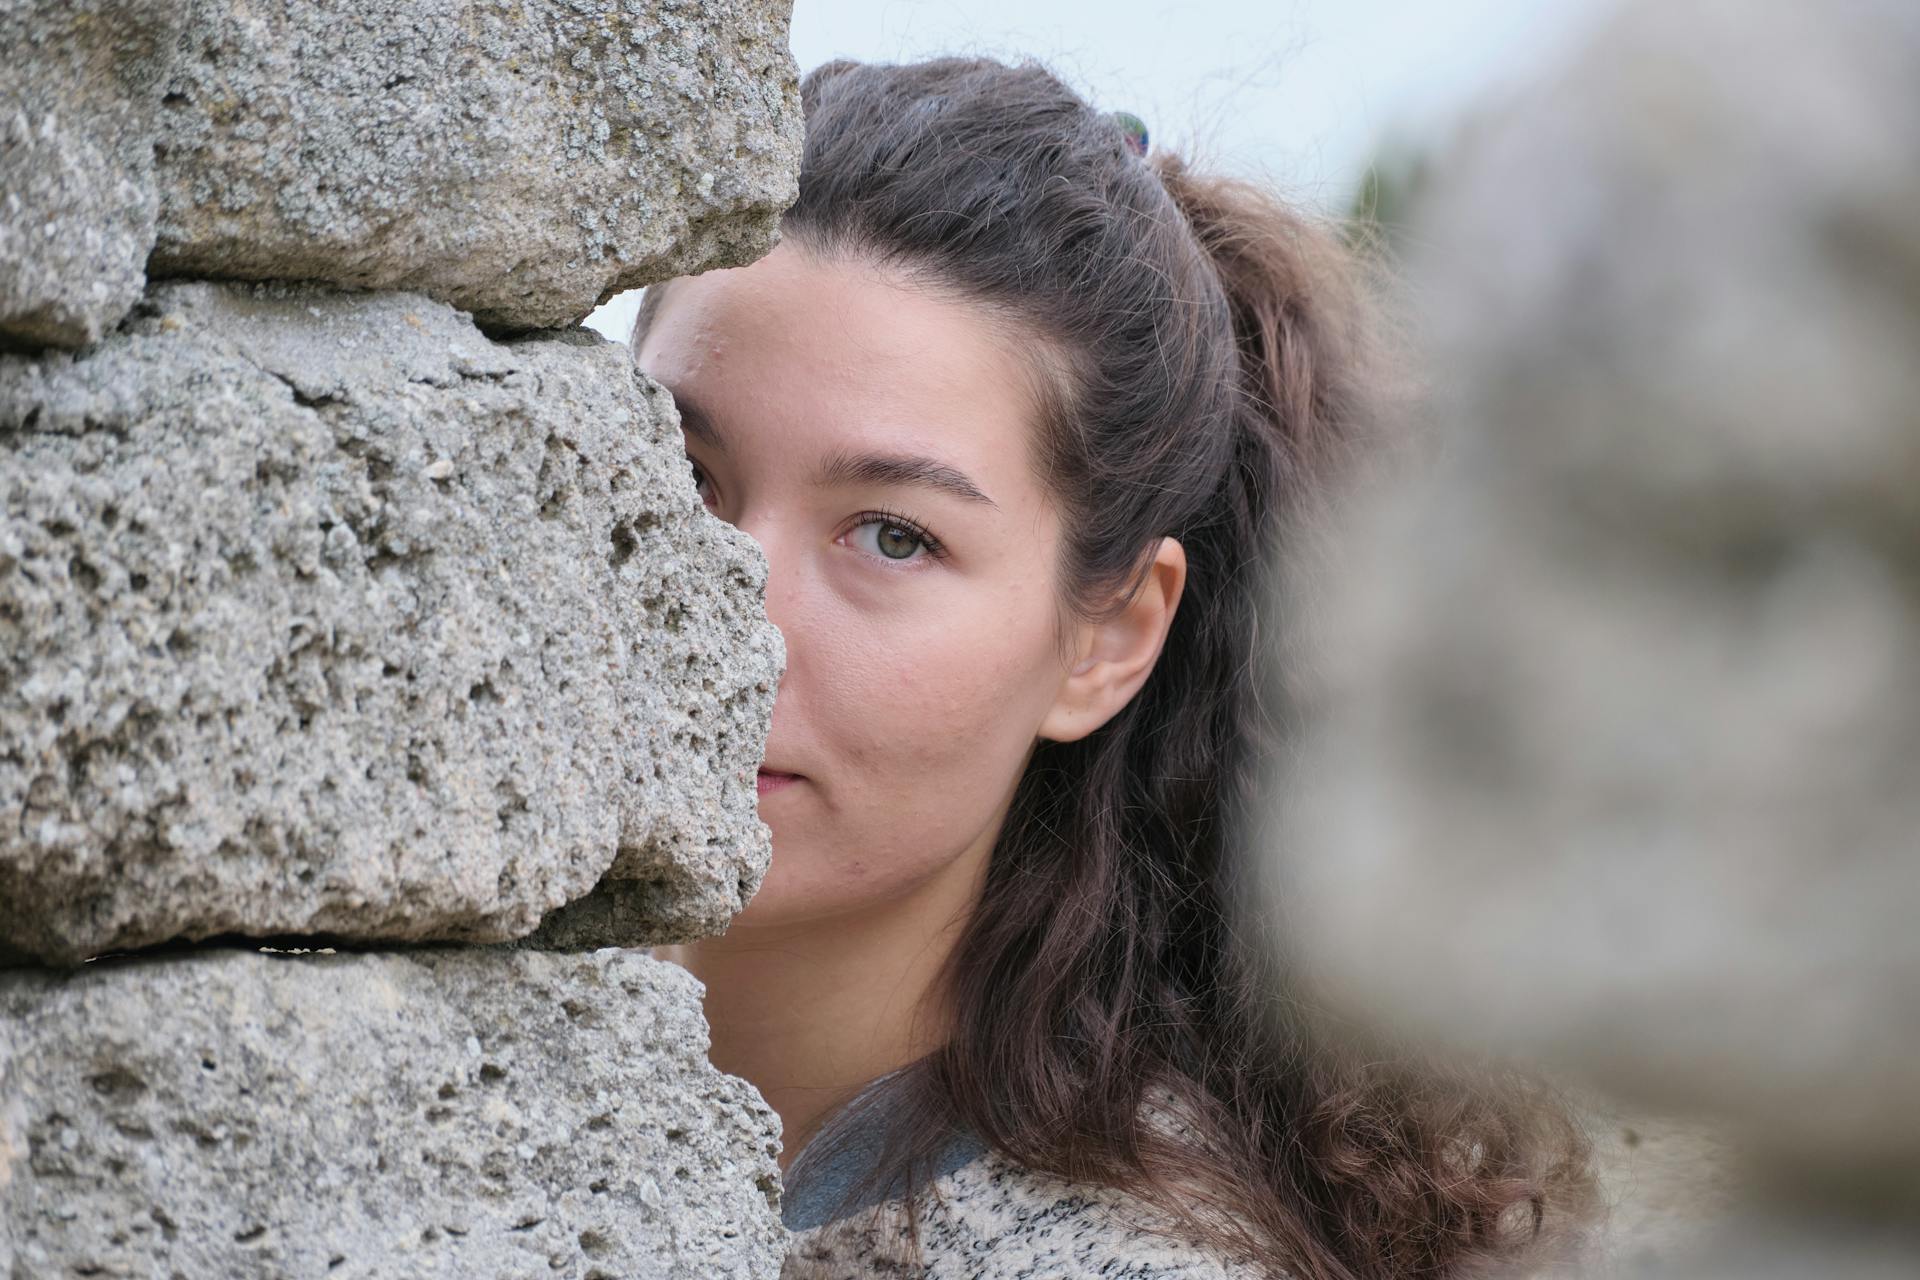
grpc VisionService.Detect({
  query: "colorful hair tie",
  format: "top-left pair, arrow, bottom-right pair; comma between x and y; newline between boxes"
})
1110,110 -> 1150,158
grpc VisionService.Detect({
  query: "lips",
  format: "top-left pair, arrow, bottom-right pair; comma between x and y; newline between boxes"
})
755,767 -> 801,796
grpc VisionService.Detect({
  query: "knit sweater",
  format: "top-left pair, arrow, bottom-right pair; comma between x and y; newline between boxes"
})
779,1080 -> 1270,1280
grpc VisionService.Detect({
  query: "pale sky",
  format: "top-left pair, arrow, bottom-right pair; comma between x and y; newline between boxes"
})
588,0 -> 1612,340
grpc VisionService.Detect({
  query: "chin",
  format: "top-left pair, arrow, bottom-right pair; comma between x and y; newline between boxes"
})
729,854 -> 838,927
728,837 -> 917,929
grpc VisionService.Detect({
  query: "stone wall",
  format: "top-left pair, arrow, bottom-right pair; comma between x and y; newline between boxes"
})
1268,0 -> 1919,1274
1,1 -> 802,1274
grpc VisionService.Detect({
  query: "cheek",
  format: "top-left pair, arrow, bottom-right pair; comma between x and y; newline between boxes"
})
820,590 -> 1052,800
750,576 -> 1063,918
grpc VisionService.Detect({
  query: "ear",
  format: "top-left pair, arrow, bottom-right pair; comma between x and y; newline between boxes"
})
1038,537 -> 1188,744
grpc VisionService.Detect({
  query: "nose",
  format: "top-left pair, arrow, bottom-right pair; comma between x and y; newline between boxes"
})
728,509 -> 799,645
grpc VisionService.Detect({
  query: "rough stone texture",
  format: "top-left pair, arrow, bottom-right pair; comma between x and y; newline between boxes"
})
0,1024 -> 19,1275
0,280 -> 781,964
1,0 -> 802,348
0,946 -> 786,1278
0,0 -> 180,350
1266,0 -> 1920,1186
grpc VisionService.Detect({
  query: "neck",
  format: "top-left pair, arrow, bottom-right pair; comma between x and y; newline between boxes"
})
655,839 -> 989,1172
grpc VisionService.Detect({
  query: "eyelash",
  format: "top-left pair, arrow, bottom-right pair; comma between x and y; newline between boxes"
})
686,458 -> 947,563
846,507 -> 947,562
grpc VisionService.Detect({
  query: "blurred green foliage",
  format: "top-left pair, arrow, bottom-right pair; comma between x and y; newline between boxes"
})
1344,138 -> 1435,260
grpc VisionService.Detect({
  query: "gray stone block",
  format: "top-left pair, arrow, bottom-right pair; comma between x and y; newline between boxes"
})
1,0 -> 802,348
0,281 -> 780,963
0,946 -> 787,1278
0,0 -> 180,350
0,1026 -> 19,1275
1266,0 -> 1920,1178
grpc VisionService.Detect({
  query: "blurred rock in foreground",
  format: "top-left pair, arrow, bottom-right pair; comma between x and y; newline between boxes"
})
1266,0 -> 1920,1272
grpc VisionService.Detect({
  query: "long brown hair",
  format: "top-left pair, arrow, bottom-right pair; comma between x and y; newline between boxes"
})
638,55 -> 1595,1280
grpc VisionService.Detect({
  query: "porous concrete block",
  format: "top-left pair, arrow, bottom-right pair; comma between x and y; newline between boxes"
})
1265,0 -> 1920,1179
0,946 -> 787,1278
150,0 -> 802,331
0,280 -> 780,963
1,0 -> 802,347
0,0 -> 180,350
0,1027 -> 19,1275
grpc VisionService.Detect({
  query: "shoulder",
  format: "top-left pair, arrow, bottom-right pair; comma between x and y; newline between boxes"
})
783,1144 -> 1270,1280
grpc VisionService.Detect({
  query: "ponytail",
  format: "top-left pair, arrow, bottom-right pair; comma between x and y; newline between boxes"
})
1154,152 -> 1377,504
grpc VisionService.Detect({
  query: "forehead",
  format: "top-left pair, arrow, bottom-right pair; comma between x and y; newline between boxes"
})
635,242 -> 1049,464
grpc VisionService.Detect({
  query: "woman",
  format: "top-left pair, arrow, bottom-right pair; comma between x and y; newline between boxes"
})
637,55 -> 1595,1280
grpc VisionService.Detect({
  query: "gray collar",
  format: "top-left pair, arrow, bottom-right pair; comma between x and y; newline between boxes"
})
781,1074 -> 987,1232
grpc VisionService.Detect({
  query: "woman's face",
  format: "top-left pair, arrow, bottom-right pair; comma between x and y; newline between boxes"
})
635,240 -> 1078,929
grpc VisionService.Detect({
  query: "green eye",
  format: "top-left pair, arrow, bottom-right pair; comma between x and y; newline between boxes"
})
847,514 -> 938,562
874,523 -> 922,559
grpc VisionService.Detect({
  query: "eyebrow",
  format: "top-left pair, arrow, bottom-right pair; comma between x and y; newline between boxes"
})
670,391 -> 728,453
815,449 -> 997,508
667,387 -> 997,509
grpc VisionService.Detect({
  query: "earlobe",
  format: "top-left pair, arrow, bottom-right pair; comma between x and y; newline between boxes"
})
1038,538 -> 1188,744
